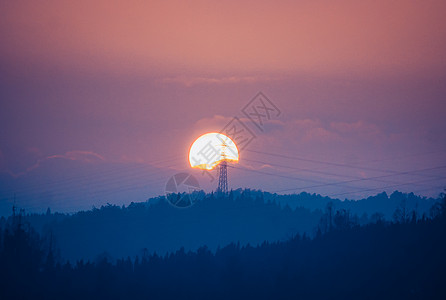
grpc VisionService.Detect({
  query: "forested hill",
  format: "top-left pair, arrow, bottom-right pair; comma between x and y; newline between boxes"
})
2,189 -> 439,261
1,195 -> 445,299
274,189 -> 437,218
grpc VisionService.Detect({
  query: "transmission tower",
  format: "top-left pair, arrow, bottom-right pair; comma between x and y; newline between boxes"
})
217,139 -> 229,194
217,160 -> 228,194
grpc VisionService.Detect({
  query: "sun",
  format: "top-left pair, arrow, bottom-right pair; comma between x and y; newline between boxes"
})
189,132 -> 239,170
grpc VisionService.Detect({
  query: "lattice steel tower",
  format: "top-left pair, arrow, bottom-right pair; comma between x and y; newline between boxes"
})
217,160 -> 228,194
217,140 -> 229,194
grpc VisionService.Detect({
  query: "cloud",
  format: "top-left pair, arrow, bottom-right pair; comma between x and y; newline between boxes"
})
10,150 -> 105,178
283,119 -> 383,144
27,147 -> 42,156
47,150 -> 105,163
192,114 -> 258,133
303,127 -> 339,143
251,118 -> 389,163
330,121 -> 380,137
261,119 -> 286,133
193,115 -> 233,129
239,161 -> 278,172
288,119 -> 339,143
161,75 -> 281,87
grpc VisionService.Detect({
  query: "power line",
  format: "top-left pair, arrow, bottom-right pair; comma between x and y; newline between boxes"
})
227,164 -> 369,192
327,175 -> 446,198
242,157 -> 438,189
3,158 -> 186,211
246,149 -> 445,179
272,165 -> 446,193
10,175 -> 168,212
229,161 -> 446,194
1,157 -> 184,197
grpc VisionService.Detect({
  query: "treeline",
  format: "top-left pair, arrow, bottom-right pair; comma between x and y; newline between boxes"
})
1,195 -> 445,299
8,189 -> 437,261
16,190 -> 323,261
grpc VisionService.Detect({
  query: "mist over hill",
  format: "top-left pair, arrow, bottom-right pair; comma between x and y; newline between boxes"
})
5,189 -> 439,261
1,192 -> 445,299
0,157 -> 171,217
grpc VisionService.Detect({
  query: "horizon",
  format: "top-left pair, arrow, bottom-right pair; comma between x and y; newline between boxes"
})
1,187 -> 440,218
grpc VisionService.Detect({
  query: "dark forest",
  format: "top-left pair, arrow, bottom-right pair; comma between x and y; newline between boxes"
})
1,191 -> 445,299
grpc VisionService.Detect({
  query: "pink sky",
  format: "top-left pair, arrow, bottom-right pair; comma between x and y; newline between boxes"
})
1,0 -> 446,213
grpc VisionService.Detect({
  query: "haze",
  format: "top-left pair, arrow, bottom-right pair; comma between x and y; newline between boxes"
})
1,0 -> 446,215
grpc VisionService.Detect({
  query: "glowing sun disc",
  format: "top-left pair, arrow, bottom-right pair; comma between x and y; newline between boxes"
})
189,132 -> 239,170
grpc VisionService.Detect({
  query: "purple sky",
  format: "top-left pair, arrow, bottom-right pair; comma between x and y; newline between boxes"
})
1,1 -> 446,214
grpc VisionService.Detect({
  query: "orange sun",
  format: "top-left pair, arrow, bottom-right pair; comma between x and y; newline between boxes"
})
189,132 -> 239,170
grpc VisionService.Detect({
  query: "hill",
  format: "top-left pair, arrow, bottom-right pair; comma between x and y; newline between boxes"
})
1,194 -> 445,299
5,189 -> 439,261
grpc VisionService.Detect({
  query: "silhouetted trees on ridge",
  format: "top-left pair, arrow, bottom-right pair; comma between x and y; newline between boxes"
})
0,191 -> 445,299
7,189 -> 436,261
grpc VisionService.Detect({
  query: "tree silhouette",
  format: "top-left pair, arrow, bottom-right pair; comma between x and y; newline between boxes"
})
1,191 -> 445,299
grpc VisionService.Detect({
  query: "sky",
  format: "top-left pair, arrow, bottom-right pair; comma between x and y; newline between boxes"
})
1,0 -> 446,215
